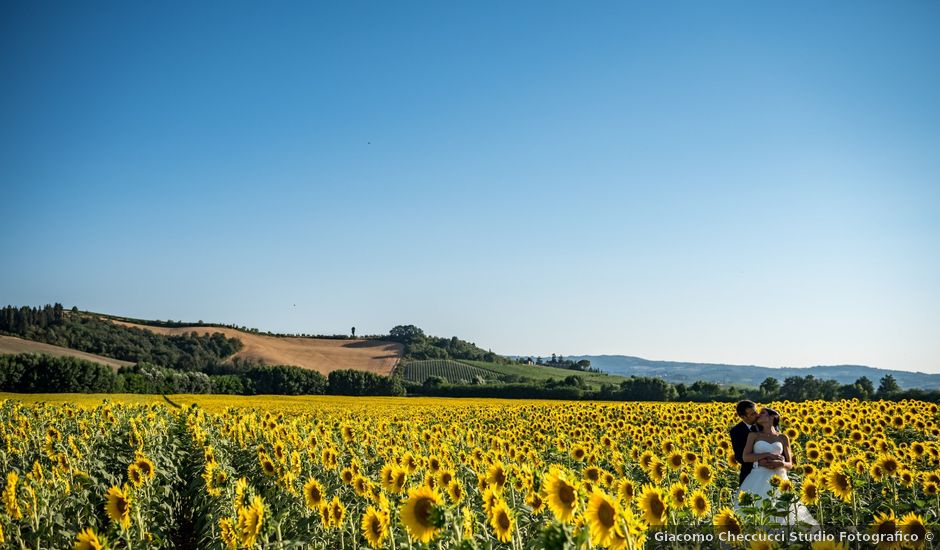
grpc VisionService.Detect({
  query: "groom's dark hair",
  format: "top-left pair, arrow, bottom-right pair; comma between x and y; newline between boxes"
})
736,400 -> 756,417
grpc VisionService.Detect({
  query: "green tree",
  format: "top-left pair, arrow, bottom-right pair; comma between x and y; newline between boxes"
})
759,377 -> 780,397
877,374 -> 901,399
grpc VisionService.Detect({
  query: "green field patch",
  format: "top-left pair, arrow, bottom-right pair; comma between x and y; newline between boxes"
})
401,359 -> 500,384
461,360 -> 629,388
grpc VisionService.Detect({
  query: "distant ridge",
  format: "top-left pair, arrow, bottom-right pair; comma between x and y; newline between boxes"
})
561,355 -> 940,390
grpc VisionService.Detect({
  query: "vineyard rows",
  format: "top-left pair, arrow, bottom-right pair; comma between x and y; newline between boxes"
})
401,359 -> 499,384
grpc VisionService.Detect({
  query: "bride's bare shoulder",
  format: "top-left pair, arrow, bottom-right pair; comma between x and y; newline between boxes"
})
776,433 -> 790,445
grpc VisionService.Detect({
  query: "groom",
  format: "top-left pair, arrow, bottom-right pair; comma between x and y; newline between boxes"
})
730,400 -> 784,486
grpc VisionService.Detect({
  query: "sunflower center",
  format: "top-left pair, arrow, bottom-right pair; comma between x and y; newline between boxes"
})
649,497 -> 664,517
598,501 -> 615,527
559,483 -> 576,506
498,511 -> 511,530
877,521 -> 897,535
415,497 -> 433,526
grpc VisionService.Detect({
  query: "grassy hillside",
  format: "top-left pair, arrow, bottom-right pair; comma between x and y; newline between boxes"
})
462,360 -> 629,389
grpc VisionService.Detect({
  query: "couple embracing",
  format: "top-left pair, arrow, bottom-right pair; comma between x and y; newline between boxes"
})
729,400 -> 817,525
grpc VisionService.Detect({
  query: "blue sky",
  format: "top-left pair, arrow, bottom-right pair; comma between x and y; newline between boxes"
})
2,1 -> 938,373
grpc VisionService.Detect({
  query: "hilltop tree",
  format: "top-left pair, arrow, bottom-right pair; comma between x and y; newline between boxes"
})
389,325 -> 425,344
877,374 -> 901,398
759,377 -> 780,397
856,376 -> 875,397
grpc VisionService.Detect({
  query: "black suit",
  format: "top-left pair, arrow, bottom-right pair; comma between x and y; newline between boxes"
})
729,421 -> 757,486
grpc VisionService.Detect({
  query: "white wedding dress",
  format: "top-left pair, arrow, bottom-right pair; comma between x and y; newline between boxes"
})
738,440 -> 818,526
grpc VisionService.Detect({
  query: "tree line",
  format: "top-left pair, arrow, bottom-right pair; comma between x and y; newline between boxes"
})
1,352 -> 933,402
0,354 -> 405,396
407,372 -> 940,403
387,325 -> 506,363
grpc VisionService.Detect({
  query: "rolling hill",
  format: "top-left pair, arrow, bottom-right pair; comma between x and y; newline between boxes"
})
565,355 -> 940,390
109,320 -> 403,376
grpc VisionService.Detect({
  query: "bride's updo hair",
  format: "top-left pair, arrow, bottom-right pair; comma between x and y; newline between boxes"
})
764,408 -> 781,428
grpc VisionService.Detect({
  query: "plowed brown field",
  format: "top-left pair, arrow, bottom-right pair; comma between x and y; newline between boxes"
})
111,321 -> 403,375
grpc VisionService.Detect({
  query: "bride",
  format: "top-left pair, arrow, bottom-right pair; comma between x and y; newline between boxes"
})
739,408 -> 817,526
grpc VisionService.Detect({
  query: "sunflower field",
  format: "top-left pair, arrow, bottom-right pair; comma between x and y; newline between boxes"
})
0,394 -> 937,549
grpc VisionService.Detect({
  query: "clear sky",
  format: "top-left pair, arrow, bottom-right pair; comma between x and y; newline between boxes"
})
2,1 -> 938,373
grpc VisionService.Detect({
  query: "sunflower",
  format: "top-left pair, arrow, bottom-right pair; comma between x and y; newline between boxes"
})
585,490 -> 619,547
381,464 -> 407,495
486,461 -> 507,491
543,467 -> 580,523
73,527 -> 106,550
869,511 -> 901,550
899,512 -> 928,549
128,464 -> 145,488
877,455 -> 900,477
234,477 -> 249,510
617,479 -> 635,503
584,465 -> 602,483
237,496 -> 265,548
899,469 -> 915,488
694,463 -> 713,486
259,453 -> 277,477
401,452 -> 419,475
353,475 -> 373,497
667,452 -> 684,470
3,471 -> 22,520
826,467 -> 852,503
438,468 -> 455,488
328,496 -> 346,528
219,517 -> 238,550
669,483 -> 688,508
714,507 -> 743,540
400,485 -> 444,543
570,445 -> 588,462
648,459 -> 666,484
132,453 -> 155,481
638,484 -> 668,526
104,485 -> 132,529
482,486 -> 501,517
489,499 -> 514,543
526,490 -> 545,514
462,506 -> 474,539
303,477 -> 325,511
361,506 -> 389,549
689,489 -> 711,519
923,481 -> 938,497
447,479 -> 464,504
